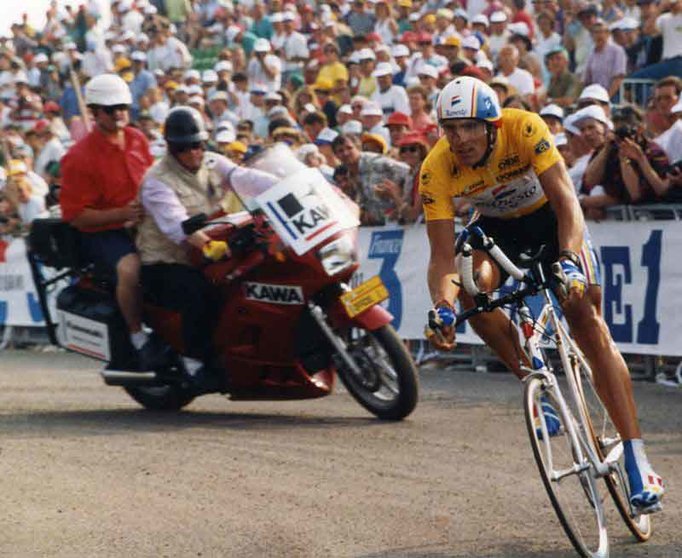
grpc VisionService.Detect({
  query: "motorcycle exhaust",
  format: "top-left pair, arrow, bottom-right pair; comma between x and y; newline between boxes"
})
100,369 -> 159,386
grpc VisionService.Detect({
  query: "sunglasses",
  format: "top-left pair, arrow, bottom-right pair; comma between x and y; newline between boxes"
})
399,145 -> 421,153
102,104 -> 130,115
179,141 -> 207,152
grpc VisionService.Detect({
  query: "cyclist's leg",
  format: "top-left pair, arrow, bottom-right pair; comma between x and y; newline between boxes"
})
562,285 -> 664,508
458,250 -> 529,379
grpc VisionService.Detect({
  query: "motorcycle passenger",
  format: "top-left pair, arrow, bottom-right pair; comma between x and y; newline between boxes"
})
60,73 -> 166,371
421,76 -> 664,512
136,106 -> 278,388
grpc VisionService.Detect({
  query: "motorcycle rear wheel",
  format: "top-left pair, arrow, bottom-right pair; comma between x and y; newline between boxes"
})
338,324 -> 418,421
124,385 -> 195,411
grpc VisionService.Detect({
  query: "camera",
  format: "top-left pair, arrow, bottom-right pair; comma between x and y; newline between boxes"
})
614,125 -> 637,141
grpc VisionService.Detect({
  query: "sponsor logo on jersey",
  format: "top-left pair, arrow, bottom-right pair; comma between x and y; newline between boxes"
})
461,179 -> 485,195
475,183 -> 539,212
498,154 -> 520,170
496,163 -> 531,183
421,192 -> 436,205
534,138 -> 551,155
450,95 -> 462,107
244,282 -> 304,305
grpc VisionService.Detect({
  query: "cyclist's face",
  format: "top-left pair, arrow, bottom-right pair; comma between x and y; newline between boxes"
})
441,119 -> 488,165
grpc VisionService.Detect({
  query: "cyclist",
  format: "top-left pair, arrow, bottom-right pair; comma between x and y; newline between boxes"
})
420,76 -> 664,513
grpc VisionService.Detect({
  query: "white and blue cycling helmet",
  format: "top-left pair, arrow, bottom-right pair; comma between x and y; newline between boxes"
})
436,76 -> 502,124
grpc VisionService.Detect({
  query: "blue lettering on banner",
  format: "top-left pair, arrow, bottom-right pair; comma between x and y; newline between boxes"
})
601,246 -> 633,343
368,230 -> 404,328
0,301 -> 5,325
636,230 -> 661,344
27,293 -> 44,323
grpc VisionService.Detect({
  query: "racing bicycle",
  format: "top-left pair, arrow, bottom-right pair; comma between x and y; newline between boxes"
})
453,226 -> 653,558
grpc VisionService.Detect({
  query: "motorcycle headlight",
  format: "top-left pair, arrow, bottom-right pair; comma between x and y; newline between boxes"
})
317,236 -> 356,276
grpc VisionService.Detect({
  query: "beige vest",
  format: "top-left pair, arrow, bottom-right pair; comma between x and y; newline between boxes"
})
137,154 -> 223,265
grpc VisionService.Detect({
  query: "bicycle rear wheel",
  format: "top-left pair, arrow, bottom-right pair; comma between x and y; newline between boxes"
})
524,376 -> 609,558
566,344 -> 653,541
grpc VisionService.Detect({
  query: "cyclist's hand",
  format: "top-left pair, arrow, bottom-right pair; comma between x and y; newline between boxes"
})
202,240 -> 230,261
425,300 -> 457,351
552,258 -> 586,302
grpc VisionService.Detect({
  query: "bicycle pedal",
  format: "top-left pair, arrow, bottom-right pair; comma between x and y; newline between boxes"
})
633,501 -> 663,516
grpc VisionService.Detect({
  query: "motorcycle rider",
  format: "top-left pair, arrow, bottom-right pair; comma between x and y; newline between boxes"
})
60,73 -> 166,371
136,106 -> 278,389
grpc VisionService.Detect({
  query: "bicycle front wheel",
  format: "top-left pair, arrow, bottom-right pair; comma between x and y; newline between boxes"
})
524,376 -> 609,558
569,349 -> 653,541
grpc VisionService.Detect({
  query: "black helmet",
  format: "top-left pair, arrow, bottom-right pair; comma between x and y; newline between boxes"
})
164,106 -> 209,146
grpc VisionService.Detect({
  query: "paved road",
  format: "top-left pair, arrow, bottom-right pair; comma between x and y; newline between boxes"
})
0,349 -> 680,557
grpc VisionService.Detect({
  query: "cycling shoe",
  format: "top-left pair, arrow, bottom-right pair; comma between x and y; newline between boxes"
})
624,439 -> 665,513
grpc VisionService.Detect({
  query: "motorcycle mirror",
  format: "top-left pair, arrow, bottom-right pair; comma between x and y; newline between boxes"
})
181,213 -> 208,235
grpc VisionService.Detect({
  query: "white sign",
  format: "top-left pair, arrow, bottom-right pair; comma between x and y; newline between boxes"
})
256,168 -> 356,255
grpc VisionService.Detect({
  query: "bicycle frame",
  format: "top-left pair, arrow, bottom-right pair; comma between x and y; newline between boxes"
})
455,226 -> 615,480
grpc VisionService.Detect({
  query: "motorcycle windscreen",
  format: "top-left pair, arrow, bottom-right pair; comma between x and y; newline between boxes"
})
252,167 -> 360,256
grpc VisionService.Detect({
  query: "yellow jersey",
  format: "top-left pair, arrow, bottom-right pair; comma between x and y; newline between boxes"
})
419,108 -> 563,221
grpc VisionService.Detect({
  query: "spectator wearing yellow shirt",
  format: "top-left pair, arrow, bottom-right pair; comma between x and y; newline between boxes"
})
317,42 -> 349,104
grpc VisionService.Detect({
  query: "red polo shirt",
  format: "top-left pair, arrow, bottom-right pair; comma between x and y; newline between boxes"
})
60,126 -> 153,232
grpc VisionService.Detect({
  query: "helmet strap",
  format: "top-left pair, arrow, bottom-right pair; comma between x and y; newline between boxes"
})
471,124 -> 496,169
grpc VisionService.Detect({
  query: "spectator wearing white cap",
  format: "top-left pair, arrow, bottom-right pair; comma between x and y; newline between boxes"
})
208,91 -> 240,130
121,1 -> 145,34
390,44 -> 411,87
583,20 -> 627,100
577,83 -> 612,116
370,63 -> 410,118
488,11 -> 511,63
654,95 -> 682,166
497,45 -> 535,98
281,12 -> 309,86
27,53 -> 48,89
351,48 -> 376,98
405,32 -> 448,82
563,113 -> 593,194
146,21 -> 192,72
129,51 -> 157,120
360,102 -> 391,145
460,35 -> 482,65
247,38 -> 282,92
246,83 -> 270,138
416,64 -> 441,108
540,103 -> 565,134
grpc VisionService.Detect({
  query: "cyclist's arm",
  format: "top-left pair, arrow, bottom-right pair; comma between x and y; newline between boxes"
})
538,161 -> 585,255
426,219 -> 459,305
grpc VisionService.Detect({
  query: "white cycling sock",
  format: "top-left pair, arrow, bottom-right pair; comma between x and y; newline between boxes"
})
130,331 -> 149,350
182,356 -> 203,376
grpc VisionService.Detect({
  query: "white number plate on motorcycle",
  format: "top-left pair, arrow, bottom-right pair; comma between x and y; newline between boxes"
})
341,276 -> 389,318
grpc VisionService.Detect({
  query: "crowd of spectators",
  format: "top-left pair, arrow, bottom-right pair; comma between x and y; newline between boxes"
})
0,0 -> 680,234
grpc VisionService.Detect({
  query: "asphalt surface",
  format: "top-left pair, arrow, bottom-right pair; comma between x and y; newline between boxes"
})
0,349 -> 680,558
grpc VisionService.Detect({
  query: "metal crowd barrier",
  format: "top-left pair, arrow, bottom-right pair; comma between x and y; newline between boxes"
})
618,78 -> 657,107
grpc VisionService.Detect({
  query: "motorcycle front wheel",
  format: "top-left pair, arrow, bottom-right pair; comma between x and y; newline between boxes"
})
337,325 -> 418,420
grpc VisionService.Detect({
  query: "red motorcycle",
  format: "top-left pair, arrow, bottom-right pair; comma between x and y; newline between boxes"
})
28,145 -> 419,420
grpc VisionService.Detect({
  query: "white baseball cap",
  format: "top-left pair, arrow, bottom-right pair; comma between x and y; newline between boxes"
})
391,44 -> 410,58
477,59 -> 494,73
341,120 -> 363,135
418,65 -> 439,79
563,113 -> 581,136
184,69 -> 201,81
254,38 -> 271,53
209,91 -> 229,102
360,103 -> 384,117
215,60 -> 233,73
372,62 -> 393,77
215,129 -> 236,143
472,14 -> 489,26
202,70 -> 218,83
131,50 -> 147,62
338,104 -> 353,115
315,127 -> 339,144
358,48 -> 376,61
573,105 -> 614,130
490,11 -> 507,23
540,103 -> 565,120
462,35 -> 481,50
579,83 -> 611,105
554,132 -> 568,147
